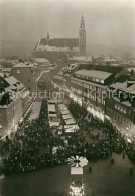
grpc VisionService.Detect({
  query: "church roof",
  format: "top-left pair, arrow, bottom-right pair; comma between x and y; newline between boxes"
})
39,38 -> 79,48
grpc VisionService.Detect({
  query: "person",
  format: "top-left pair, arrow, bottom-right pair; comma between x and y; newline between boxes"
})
111,158 -> 114,164
89,166 -> 92,173
130,168 -> 133,176
122,152 -> 125,159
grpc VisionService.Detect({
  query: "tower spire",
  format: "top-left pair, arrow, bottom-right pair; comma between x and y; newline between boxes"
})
82,12 -> 84,20
47,31 -> 49,40
80,13 -> 85,29
79,13 -> 86,57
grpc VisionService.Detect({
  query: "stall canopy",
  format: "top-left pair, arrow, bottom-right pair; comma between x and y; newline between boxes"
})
61,110 -> 70,115
64,124 -> 78,129
48,104 -> 56,112
47,99 -> 56,104
48,99 -> 62,104
62,114 -> 73,120
65,118 -> 76,125
58,104 -> 67,111
65,129 -> 76,133
48,114 -> 57,117
49,121 -> 59,127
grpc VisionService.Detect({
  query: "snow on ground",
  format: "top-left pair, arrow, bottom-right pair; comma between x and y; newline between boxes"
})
29,102 -> 42,121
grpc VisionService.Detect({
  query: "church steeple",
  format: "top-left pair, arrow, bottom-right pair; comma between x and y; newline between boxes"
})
47,31 -> 50,40
79,13 -> 86,57
80,13 -> 85,29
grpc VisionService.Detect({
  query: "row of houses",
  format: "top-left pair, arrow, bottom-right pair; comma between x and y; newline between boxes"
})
0,59 -> 52,138
53,63 -> 135,142
0,75 -> 31,138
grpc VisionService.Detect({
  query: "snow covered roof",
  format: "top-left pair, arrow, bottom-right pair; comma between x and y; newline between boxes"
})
75,69 -> 112,80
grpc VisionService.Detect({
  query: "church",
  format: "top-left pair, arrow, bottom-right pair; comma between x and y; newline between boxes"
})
33,15 -> 86,63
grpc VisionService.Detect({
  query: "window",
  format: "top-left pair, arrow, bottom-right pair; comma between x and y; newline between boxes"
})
100,80 -> 104,84
121,107 -> 123,112
124,109 -> 126,113
127,122 -> 129,128
96,78 -> 99,83
90,85 -> 93,90
0,124 -> 2,128
115,104 -> 117,109
92,78 -> 95,82
17,70 -> 20,74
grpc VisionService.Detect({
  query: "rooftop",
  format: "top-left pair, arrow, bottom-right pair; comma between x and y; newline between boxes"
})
113,97 -> 132,107
5,76 -> 19,85
75,69 -> 112,80
13,62 -> 34,68
111,82 -> 135,93
69,56 -> 93,61
33,58 -> 50,63
5,76 -> 24,92
2,68 -> 11,72
38,38 -> 79,48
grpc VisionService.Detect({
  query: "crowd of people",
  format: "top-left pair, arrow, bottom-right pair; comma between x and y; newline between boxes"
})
68,100 -> 135,163
0,98 -> 135,174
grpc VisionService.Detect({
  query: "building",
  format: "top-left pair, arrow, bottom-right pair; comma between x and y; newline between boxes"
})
53,63 -> 80,90
70,68 -> 118,122
0,76 -> 31,137
68,56 -> 92,64
10,62 -> 36,92
33,15 -> 86,63
32,58 -> 51,72
92,55 -> 119,66
105,70 -> 135,141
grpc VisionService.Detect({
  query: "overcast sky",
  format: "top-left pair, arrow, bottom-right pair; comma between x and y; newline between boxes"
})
1,0 -> 135,46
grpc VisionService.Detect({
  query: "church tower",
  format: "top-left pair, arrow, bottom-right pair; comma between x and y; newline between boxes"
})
79,13 -> 86,57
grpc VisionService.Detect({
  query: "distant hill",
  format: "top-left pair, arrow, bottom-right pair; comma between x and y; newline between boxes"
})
0,41 -> 134,58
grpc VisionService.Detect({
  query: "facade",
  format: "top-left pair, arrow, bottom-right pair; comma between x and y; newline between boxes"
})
70,68 -> 115,122
10,62 -> 36,92
105,71 -> 135,140
33,15 -> 86,63
0,76 -> 31,137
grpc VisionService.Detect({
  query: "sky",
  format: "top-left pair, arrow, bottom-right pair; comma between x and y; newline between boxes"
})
0,0 -> 135,46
